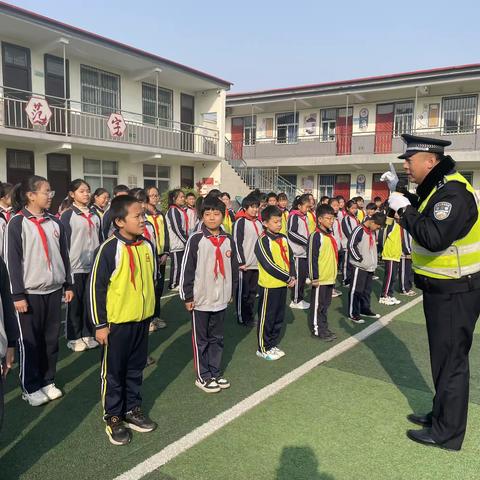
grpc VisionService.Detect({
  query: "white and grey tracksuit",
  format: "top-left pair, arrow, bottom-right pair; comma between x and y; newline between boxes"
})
166,206 -> 189,288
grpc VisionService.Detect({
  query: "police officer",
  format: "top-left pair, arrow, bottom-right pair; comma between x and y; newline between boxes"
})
386,134 -> 480,451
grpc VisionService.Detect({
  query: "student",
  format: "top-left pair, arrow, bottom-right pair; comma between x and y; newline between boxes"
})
91,187 -> 110,220
101,184 -> 129,240
347,213 -> 386,323
399,226 -> 416,296
320,195 -> 330,205
220,192 -> 236,234
88,195 -> 157,445
233,192 -> 263,326
0,183 -> 13,259
378,217 -> 402,306
277,192 -> 289,236
166,189 -> 188,290
336,196 -> 347,219
61,179 -> 101,352
341,200 -> 360,286
145,186 -> 170,329
287,194 -> 311,309
306,193 -> 316,235
179,196 -> 238,393
0,255 -> 19,431
366,202 -> 377,218
185,192 -> 198,237
374,196 -> 385,214
355,196 -> 366,222
255,206 -> 296,360
308,204 -> 338,341
266,192 -> 278,206
327,197 -> 342,299
6,176 -> 74,406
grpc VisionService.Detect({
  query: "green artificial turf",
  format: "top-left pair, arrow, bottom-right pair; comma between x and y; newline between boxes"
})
0,278 -> 421,480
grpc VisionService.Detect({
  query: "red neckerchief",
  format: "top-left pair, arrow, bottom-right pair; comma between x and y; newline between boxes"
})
125,240 -> 143,289
362,225 -> 375,248
21,212 -> 51,270
172,205 -> 189,237
143,225 -> 151,241
236,209 -> 260,236
335,218 -> 343,239
207,235 -> 226,279
1,207 -> 12,222
273,236 -> 290,269
290,209 -> 309,234
348,212 -> 360,226
316,227 -> 339,263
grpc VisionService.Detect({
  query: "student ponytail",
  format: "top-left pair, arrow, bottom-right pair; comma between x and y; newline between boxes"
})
168,188 -> 184,207
11,175 -> 47,213
67,178 -> 90,207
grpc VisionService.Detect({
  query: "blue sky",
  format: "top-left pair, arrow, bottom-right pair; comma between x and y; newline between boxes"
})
8,0 -> 480,92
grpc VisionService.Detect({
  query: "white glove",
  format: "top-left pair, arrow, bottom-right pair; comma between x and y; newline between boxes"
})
388,193 -> 411,212
380,171 -> 399,192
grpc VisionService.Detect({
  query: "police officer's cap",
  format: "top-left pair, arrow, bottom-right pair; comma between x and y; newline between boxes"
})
398,134 -> 451,159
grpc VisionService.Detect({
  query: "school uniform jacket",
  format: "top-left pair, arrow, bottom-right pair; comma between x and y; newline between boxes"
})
166,206 -> 189,253
348,225 -> 378,273
0,256 -> 19,358
5,208 -> 73,300
255,231 -> 296,289
308,229 -> 338,285
233,212 -> 263,269
88,232 -> 156,330
146,209 -> 170,256
401,226 -> 412,257
61,206 -> 101,274
380,221 -> 402,262
341,214 -> 360,249
185,206 -> 198,237
287,210 -> 309,258
179,224 -> 238,312
0,212 -> 8,259
91,204 -> 105,220
279,208 -> 289,236
306,210 -> 316,235
222,209 -> 236,235
101,206 -> 115,241
332,214 -> 343,251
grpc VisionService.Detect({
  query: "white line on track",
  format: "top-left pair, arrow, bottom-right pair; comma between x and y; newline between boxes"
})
115,295 -> 423,480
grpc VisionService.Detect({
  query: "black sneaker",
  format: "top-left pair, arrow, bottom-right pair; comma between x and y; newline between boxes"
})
105,416 -> 132,446
327,330 -> 337,339
214,377 -> 231,389
195,378 -> 221,393
361,311 -> 381,319
125,406 -> 157,433
348,315 -> 365,324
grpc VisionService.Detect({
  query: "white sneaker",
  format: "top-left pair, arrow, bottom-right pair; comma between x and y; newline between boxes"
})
372,275 -> 380,280
272,347 -> 285,358
289,300 -> 310,310
67,339 -> 87,352
332,289 -> 342,298
22,389 -> 50,406
256,349 -> 281,361
401,290 -> 417,297
305,277 -> 312,285
195,378 -> 221,393
379,296 -> 395,306
82,337 -> 99,349
389,296 -> 401,305
152,317 -> 167,329
41,383 -> 63,401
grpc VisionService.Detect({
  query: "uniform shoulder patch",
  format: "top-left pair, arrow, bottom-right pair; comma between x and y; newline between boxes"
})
433,202 -> 452,220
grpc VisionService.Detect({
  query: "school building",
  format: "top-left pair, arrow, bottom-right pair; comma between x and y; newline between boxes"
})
0,2 -> 253,212
225,64 -> 480,201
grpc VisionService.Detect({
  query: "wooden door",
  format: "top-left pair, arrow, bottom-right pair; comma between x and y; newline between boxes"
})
375,104 -> 394,153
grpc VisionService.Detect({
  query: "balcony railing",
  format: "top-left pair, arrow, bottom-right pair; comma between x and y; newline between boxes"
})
231,126 -> 480,160
0,87 -> 219,156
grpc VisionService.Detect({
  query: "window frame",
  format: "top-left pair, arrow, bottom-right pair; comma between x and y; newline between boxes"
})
141,82 -> 173,127
143,164 -> 171,194
275,111 -> 299,144
442,95 -> 478,135
83,158 -> 118,193
80,65 -> 121,116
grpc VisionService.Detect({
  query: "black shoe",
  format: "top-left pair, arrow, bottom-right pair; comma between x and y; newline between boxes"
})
327,329 -> 337,339
125,406 -> 157,433
406,428 -> 458,451
348,315 -> 365,324
360,311 -> 381,319
311,332 -> 334,342
105,416 -> 132,446
407,412 -> 432,427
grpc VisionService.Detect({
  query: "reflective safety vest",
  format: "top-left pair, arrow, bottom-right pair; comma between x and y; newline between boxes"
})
412,172 -> 480,279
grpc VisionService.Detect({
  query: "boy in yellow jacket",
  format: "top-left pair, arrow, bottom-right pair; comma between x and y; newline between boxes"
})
88,195 -> 157,446
308,204 -> 339,341
379,216 -> 402,306
255,206 -> 296,360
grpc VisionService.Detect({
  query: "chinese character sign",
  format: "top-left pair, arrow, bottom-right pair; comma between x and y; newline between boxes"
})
25,97 -> 52,127
107,113 -> 127,138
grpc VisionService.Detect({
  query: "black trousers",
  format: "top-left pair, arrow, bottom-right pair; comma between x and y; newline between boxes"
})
309,285 -> 333,336
381,260 -> 399,297
169,251 -> 184,289
66,273 -> 93,341
17,289 -> 62,394
0,374 -> 4,432
423,289 -> 480,450
154,263 -> 166,318
236,269 -> 258,325
257,286 -> 287,352
191,309 -> 225,381
348,268 -> 373,318
101,320 -> 149,419
292,257 -> 307,303
342,251 -> 353,285
399,257 -> 413,293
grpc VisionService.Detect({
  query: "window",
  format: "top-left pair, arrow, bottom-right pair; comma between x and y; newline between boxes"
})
142,83 -> 173,127
320,109 -> 336,142
81,65 -> 120,116
143,164 -> 170,194
460,171 -> 474,185
83,158 -> 118,194
442,96 -> 477,134
180,166 -> 194,189
318,175 -> 335,197
276,112 -> 299,144
6,149 -> 34,184
244,116 -> 256,145
394,102 -> 414,136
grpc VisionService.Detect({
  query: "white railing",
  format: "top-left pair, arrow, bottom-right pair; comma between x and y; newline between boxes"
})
0,87 -> 219,156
